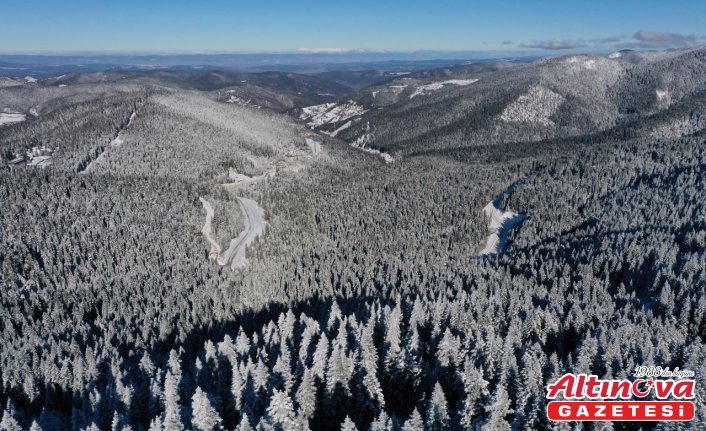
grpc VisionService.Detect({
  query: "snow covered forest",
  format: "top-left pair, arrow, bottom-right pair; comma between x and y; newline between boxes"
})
1,47 -> 706,431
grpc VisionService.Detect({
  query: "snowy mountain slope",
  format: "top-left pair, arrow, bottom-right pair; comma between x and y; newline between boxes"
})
298,46 -> 706,157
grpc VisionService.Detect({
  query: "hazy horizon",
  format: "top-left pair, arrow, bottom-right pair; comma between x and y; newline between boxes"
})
2,0 -> 705,54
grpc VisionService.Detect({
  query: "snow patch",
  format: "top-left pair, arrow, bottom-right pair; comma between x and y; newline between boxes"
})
500,86 -> 564,126
300,101 -> 367,128
389,84 -> 408,95
410,82 -> 444,98
325,120 -> 352,137
0,77 -> 24,88
608,52 -> 622,59
477,176 -> 533,257
24,76 -> 37,83
0,112 -> 26,127
351,122 -> 394,163
226,95 -> 259,109
409,78 -> 479,98
305,138 -> 322,156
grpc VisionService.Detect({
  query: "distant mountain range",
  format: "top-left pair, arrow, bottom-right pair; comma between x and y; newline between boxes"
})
299,46 -> 706,157
0,51 -> 539,77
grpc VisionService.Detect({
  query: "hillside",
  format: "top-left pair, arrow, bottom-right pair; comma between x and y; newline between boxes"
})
300,46 -> 706,158
1,47 -> 705,430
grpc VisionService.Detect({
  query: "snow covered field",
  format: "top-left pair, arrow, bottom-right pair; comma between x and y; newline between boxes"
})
351,123 -> 394,163
409,79 -> 479,98
300,101 -> 367,128
0,112 -> 27,127
500,85 -> 564,126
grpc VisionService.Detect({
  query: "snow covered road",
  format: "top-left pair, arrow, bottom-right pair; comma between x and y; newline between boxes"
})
200,196 -> 266,270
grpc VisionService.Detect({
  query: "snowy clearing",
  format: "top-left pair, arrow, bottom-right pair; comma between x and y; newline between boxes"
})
24,76 -> 38,83
359,146 -> 394,164
0,112 -> 26,127
300,101 -> 367,128
200,197 -> 266,270
477,176 -> 533,257
409,79 -> 479,98
500,85 -> 564,126
351,123 -> 394,163
389,84 -> 408,95
226,95 -> 260,109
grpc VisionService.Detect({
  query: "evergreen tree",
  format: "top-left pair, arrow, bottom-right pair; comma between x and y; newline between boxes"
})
402,408 -> 424,431
0,402 -> 21,431
191,388 -> 223,431
426,383 -> 450,431
163,372 -> 184,431
295,367 -> 317,423
340,416 -> 357,431
266,389 -> 297,430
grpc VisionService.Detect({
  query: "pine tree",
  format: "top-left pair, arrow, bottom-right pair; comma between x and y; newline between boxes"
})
295,367 -> 317,422
358,323 -> 384,412
236,414 -> 254,431
148,416 -> 163,431
482,385 -> 512,431
266,389 -> 297,430
311,334 -> 329,380
383,303 -> 403,371
340,416 -> 358,431
456,365 -> 488,429
0,402 -> 22,431
426,383 -> 450,431
402,408 -> 424,431
163,372 -> 184,431
191,388 -> 223,431
369,410 -> 393,431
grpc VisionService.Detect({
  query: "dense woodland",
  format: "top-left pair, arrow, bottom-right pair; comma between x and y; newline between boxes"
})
1,49 -> 705,430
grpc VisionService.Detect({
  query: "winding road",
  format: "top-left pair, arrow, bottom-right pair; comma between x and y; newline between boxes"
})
200,196 -> 266,270
200,135 -> 320,270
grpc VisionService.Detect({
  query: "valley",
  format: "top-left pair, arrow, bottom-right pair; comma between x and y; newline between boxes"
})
1,45 -> 705,431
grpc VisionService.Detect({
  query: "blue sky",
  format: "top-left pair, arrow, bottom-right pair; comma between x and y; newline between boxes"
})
1,0 -> 704,53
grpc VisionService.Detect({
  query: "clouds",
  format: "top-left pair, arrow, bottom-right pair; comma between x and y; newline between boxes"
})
621,31 -> 698,48
518,30 -> 703,51
519,39 -> 586,50
296,48 -> 351,54
589,35 -> 626,45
